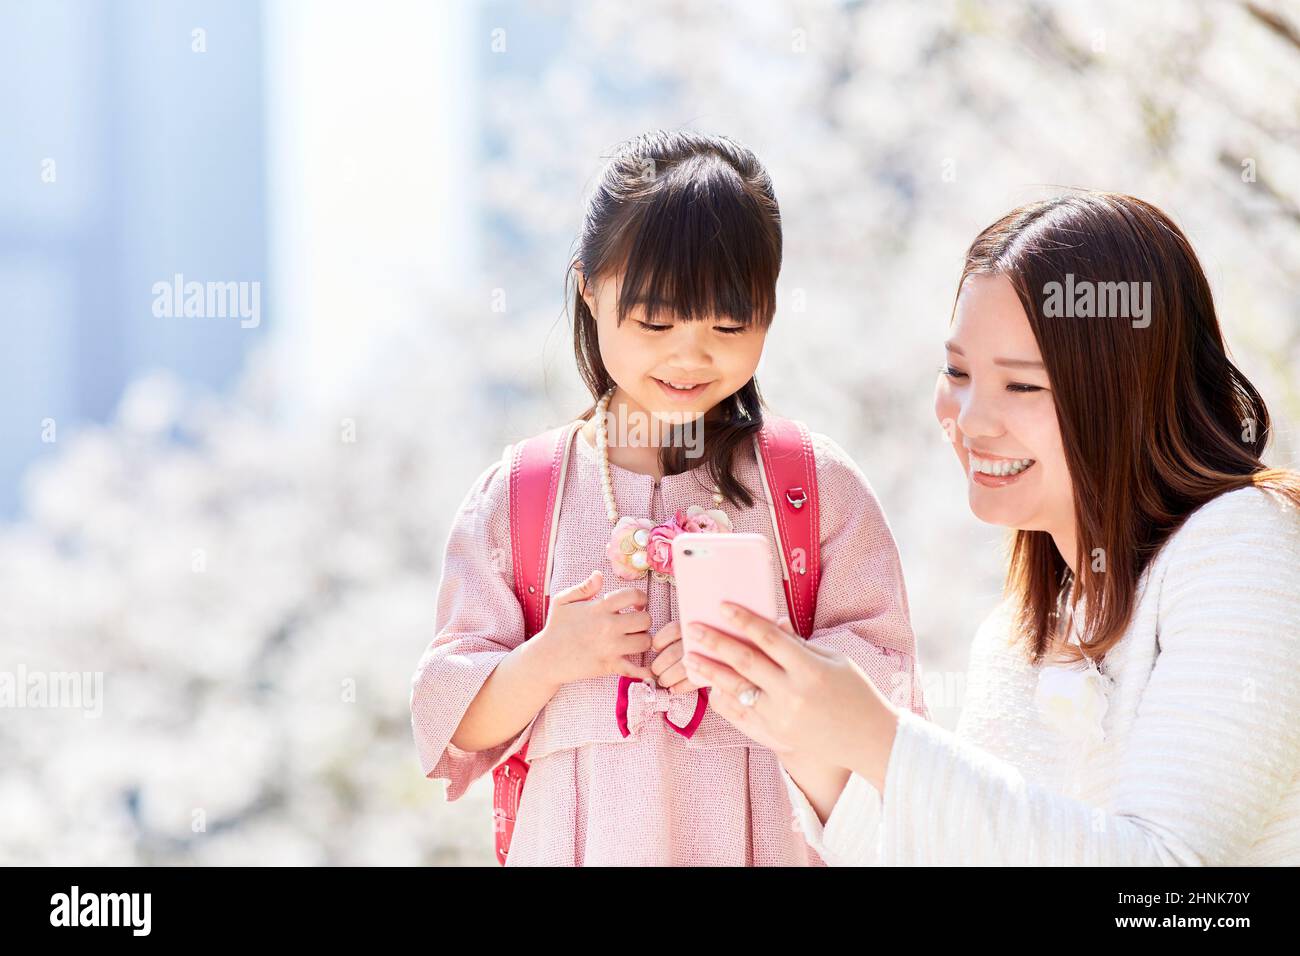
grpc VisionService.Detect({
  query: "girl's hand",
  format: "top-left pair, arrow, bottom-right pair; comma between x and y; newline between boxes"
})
533,570 -> 657,686
681,603 -> 900,789
647,620 -> 703,694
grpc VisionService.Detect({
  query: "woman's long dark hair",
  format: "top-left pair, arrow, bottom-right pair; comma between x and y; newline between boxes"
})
569,130 -> 782,508
958,192 -> 1300,665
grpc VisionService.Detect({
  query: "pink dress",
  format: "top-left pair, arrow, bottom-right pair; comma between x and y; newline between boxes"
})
409,422 -> 929,865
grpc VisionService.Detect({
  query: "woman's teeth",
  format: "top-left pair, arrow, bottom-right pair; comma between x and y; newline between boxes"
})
970,454 -> 1035,477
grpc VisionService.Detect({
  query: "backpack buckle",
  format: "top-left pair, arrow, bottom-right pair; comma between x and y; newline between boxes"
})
785,487 -> 807,510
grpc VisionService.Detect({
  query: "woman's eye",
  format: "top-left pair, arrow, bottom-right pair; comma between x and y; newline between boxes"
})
1007,383 -> 1044,393
940,364 -> 968,380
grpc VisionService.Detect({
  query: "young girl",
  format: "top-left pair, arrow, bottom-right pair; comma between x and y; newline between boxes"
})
409,129 -> 929,866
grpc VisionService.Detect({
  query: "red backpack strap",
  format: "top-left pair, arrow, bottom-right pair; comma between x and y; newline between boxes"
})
755,418 -> 821,638
492,419 -> 579,865
509,421 -> 580,639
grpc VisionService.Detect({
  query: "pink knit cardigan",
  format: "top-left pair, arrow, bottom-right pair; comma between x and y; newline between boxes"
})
409,423 -> 929,865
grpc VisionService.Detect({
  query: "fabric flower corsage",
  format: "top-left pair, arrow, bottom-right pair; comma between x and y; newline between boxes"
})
606,506 -> 733,583
1034,655 -> 1113,746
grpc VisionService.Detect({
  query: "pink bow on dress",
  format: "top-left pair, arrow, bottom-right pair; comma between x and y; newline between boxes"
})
616,676 -> 710,739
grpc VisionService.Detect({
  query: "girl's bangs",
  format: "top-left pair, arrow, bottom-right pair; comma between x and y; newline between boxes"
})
609,167 -> 779,328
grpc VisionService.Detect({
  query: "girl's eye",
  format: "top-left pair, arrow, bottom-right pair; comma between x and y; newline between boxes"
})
940,363 -> 968,380
1007,383 -> 1044,393
636,320 -> 747,334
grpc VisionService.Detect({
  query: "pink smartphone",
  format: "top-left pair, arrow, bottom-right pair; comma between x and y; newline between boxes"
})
672,532 -> 778,684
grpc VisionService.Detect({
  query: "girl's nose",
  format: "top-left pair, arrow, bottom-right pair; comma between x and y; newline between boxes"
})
667,323 -> 714,365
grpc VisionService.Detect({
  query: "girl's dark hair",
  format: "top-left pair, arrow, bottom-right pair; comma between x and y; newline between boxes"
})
569,130 -> 782,508
957,191 -> 1300,665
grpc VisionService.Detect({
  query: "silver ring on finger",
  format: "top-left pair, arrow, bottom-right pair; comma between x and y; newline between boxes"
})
738,685 -> 761,708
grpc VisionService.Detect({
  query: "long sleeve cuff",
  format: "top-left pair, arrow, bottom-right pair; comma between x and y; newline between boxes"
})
413,647 -> 536,802
780,762 -> 883,866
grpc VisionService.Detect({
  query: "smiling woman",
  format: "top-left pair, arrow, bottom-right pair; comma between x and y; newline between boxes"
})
943,193 -> 1300,667
935,274 -> 1069,540
692,191 -> 1300,866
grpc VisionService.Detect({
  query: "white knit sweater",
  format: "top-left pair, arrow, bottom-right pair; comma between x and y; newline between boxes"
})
782,486 -> 1300,865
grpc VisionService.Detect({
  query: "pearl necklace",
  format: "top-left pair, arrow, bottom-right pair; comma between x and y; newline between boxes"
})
592,388 -> 724,525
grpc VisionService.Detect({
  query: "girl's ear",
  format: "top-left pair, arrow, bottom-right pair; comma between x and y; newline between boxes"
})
575,263 -> 595,312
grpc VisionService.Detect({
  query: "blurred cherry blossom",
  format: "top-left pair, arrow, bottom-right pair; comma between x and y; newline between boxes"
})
2,0 -> 1296,865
